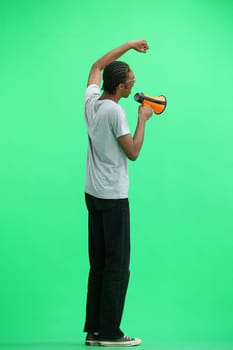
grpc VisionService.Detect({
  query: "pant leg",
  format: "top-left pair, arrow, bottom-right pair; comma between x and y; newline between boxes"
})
84,194 -> 105,333
99,197 -> 130,339
84,194 -> 130,339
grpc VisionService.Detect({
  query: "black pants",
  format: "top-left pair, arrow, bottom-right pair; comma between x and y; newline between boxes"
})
84,193 -> 130,339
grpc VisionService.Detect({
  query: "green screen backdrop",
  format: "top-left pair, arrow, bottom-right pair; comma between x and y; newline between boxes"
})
1,0 -> 233,349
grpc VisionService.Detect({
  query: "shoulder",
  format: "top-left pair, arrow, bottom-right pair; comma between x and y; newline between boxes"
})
102,101 -> 126,119
112,103 -> 126,119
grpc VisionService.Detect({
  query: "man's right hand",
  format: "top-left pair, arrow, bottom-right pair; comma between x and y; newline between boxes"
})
129,39 -> 149,53
138,105 -> 154,121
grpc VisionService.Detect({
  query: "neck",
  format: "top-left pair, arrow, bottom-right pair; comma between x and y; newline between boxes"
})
99,91 -> 120,103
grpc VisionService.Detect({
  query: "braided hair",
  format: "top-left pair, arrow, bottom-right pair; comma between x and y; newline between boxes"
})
102,61 -> 130,94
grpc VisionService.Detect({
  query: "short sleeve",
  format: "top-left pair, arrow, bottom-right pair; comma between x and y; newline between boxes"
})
85,84 -> 100,103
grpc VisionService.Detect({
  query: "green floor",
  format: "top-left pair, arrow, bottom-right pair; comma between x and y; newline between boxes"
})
1,340 -> 233,350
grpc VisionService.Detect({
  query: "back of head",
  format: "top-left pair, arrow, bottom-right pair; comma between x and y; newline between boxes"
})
102,61 -> 130,94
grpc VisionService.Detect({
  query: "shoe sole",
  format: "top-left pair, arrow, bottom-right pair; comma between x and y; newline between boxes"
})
98,339 -> 142,347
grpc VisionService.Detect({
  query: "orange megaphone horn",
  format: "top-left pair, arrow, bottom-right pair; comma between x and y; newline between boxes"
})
134,92 -> 167,115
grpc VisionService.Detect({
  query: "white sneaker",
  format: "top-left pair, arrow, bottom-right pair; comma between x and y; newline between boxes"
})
99,335 -> 142,347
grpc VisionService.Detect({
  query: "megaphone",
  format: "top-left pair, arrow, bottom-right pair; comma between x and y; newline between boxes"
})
134,92 -> 167,115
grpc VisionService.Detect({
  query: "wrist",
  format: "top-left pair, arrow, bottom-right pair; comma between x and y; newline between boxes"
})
126,41 -> 134,50
138,115 -> 147,124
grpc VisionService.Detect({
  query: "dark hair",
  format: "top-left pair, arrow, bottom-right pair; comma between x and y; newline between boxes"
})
102,61 -> 130,94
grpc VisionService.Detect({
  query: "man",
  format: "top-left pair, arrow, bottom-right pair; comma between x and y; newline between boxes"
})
84,39 -> 153,347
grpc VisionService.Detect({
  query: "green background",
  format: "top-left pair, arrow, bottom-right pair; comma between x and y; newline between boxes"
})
1,0 -> 233,349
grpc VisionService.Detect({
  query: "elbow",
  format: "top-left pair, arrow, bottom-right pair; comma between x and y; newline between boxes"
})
92,61 -> 105,71
128,152 -> 139,161
129,156 -> 137,161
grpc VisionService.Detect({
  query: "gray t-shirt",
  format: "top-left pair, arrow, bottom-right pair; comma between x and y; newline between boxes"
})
84,84 -> 130,199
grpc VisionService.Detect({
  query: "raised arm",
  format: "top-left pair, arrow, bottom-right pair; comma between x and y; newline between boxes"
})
87,39 -> 149,87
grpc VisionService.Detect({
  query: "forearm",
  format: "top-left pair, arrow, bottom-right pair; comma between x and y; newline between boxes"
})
93,42 -> 132,70
131,104 -> 153,159
132,118 -> 146,159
